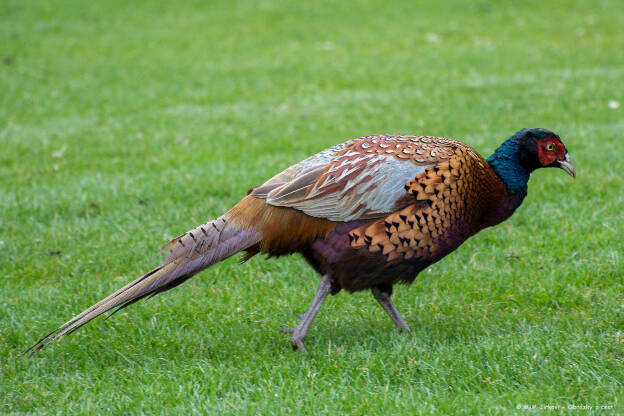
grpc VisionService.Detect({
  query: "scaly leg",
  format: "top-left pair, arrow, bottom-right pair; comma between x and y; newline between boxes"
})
372,287 -> 410,332
280,274 -> 331,353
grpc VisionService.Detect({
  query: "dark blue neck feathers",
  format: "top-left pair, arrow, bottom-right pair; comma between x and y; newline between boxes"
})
487,136 -> 531,208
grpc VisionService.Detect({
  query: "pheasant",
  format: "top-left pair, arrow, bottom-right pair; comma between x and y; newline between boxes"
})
25,128 -> 575,354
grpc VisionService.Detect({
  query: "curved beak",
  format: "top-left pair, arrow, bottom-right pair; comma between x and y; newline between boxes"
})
558,154 -> 576,179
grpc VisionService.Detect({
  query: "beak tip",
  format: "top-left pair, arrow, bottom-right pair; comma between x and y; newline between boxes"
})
559,155 -> 576,179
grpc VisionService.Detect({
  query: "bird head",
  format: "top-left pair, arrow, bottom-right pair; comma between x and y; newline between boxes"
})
514,128 -> 576,179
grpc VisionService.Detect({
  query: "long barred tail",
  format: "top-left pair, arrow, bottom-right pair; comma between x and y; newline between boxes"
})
24,214 -> 262,356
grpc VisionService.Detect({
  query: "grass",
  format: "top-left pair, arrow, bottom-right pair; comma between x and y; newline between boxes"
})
1,0 -> 623,413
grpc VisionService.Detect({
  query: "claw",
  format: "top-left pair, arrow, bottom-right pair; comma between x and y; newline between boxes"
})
290,337 -> 307,353
398,325 -> 411,333
280,327 -> 308,352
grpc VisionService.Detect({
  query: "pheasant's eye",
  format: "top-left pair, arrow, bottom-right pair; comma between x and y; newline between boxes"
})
545,143 -> 555,151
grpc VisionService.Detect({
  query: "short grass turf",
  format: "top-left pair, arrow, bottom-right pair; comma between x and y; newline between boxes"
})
1,0 -> 623,414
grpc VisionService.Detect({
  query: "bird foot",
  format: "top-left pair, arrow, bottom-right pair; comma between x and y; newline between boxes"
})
278,275 -> 331,353
279,327 -> 308,353
398,324 -> 411,333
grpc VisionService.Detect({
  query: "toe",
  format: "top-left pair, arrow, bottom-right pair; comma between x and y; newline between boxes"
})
290,337 -> 307,353
398,325 -> 411,333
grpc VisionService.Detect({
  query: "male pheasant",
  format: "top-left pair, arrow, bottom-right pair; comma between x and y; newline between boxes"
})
26,128 -> 575,354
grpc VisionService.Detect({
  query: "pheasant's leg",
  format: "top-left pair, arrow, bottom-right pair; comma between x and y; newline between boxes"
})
280,274 -> 331,353
372,287 -> 410,332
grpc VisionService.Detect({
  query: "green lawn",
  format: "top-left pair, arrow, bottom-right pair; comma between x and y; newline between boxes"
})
1,0 -> 623,414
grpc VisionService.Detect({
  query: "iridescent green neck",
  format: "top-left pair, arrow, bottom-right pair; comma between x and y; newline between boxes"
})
487,137 -> 531,208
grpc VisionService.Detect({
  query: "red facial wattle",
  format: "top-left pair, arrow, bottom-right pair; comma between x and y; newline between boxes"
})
536,138 -> 565,166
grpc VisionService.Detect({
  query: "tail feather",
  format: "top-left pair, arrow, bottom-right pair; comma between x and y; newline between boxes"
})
24,214 -> 261,356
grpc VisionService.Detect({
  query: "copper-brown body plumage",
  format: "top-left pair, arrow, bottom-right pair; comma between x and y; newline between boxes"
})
26,129 -> 575,355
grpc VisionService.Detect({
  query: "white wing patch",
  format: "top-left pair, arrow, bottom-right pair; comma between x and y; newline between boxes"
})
264,152 -> 432,222
249,140 -> 352,199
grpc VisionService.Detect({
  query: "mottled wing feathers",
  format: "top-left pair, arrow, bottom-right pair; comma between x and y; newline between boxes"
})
250,141 -> 350,199
349,144 -> 501,262
252,135 -> 471,222
267,154 -> 430,221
